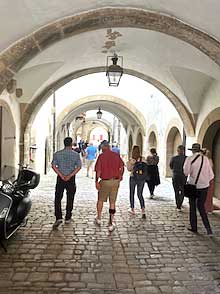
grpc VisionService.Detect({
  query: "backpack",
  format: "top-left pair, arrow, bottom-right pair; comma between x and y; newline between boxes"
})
133,160 -> 149,181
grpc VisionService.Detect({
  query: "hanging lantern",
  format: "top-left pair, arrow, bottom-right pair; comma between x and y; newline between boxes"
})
96,107 -> 102,119
106,53 -> 123,87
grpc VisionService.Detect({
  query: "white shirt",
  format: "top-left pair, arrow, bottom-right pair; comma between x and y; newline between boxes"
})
183,153 -> 214,189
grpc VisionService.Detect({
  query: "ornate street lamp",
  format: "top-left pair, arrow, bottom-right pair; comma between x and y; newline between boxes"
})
96,107 -> 102,119
106,53 -> 123,87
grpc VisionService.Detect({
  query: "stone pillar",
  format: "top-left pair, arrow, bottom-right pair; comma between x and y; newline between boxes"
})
66,122 -> 70,137
81,122 -> 85,141
117,120 -> 121,146
183,128 -> 186,147
112,116 -> 117,143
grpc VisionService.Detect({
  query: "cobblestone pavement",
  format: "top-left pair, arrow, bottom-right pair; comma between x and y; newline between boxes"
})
1,169 -> 220,294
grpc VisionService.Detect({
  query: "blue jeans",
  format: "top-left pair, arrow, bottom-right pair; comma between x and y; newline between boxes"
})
129,177 -> 145,209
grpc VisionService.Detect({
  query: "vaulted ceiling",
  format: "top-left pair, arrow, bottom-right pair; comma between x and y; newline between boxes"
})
1,1 -> 220,124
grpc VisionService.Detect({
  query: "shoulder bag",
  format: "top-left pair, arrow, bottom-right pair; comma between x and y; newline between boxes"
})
184,155 -> 204,198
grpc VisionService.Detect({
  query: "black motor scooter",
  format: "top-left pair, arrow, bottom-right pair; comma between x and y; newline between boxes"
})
0,165 -> 40,251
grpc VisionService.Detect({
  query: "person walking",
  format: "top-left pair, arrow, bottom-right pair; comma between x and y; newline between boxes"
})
51,137 -> 81,229
126,145 -> 146,219
146,148 -> 160,198
86,142 -> 97,178
94,140 -> 124,232
170,145 -> 187,211
183,143 -> 214,235
72,142 -> 81,153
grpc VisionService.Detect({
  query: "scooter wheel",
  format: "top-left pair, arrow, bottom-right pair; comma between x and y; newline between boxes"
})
20,218 -> 28,227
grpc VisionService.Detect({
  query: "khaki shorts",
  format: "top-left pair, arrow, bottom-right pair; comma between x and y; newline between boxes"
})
86,159 -> 95,168
98,179 -> 120,202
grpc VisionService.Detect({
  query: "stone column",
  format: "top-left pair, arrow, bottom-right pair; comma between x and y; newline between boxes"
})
81,122 -> 85,141
117,119 -> 121,146
112,116 -> 117,143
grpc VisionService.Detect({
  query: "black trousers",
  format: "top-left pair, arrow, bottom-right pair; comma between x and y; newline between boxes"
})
189,188 -> 212,232
55,176 -> 76,220
147,181 -> 155,196
172,176 -> 186,209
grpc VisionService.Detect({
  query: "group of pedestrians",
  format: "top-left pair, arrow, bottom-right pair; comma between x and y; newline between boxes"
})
51,138 -> 124,231
51,137 -> 215,235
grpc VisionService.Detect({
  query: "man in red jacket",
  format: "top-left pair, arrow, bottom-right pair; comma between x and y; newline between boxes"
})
94,140 -> 124,232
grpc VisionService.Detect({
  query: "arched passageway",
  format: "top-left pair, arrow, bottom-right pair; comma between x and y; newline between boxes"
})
136,132 -> 143,154
202,121 -> 220,200
89,127 -> 109,143
198,108 -> 220,202
25,94 -> 146,165
166,127 -> 182,177
2,3 -> 220,292
20,68 -> 195,151
148,131 -> 157,150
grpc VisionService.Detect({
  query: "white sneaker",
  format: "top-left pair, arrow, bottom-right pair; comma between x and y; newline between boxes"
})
150,194 -> 154,199
52,219 -> 62,229
65,218 -> 73,224
108,223 -> 115,232
128,208 -> 135,215
95,217 -> 101,225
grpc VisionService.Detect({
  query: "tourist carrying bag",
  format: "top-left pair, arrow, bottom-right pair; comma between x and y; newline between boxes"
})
184,155 -> 204,198
133,159 -> 149,182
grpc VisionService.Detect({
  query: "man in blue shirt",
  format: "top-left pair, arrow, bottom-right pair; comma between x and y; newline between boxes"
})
86,142 -> 97,178
52,137 -> 81,229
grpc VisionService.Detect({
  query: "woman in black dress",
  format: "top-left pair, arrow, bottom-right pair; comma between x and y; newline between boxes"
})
146,148 -> 160,199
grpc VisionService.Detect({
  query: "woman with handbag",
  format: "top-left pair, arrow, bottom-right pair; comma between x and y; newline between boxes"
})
126,145 -> 146,219
183,143 -> 214,235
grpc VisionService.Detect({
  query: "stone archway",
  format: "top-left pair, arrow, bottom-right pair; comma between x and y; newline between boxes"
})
21,68 -> 195,154
1,6 -> 220,95
136,132 -> 143,154
0,101 -> 16,177
148,131 -> 158,150
166,127 -> 182,177
128,134 -> 133,157
202,121 -> 220,200
2,6 -> 216,159
212,128 -> 220,201
74,121 -> 110,143
197,108 -> 220,201
56,95 -> 146,133
23,94 -> 147,163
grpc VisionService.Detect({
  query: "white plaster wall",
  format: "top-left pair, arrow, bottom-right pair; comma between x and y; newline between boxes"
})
196,80 -> 220,138
144,92 -> 183,176
0,90 -> 20,168
30,97 -> 53,174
